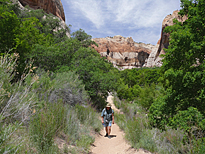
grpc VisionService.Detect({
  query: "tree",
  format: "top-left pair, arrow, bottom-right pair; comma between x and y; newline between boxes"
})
149,0 -> 205,129
0,1 -> 47,79
70,47 -> 119,109
71,29 -> 97,47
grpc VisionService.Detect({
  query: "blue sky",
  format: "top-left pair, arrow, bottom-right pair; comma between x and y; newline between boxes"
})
61,0 -> 181,45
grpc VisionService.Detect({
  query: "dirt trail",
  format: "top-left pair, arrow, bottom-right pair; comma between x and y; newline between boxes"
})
90,95 -> 151,154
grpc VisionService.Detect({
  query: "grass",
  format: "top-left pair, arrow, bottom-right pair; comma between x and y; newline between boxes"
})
0,54 -> 102,153
114,95 -> 198,154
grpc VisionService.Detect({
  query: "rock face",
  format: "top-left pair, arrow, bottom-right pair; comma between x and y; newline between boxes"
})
93,11 -> 188,69
18,0 -> 65,21
144,10 -> 188,67
92,35 -> 158,70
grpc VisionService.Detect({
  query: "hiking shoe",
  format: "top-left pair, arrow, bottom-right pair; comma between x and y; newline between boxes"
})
104,133 -> 108,137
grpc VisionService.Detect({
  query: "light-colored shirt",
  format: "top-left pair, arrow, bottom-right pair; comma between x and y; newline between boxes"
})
101,108 -> 114,122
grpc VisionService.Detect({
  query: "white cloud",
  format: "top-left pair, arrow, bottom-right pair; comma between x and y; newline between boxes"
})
67,0 -> 104,29
62,0 -> 181,44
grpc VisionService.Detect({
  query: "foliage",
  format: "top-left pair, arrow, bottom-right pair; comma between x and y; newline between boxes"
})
19,8 -> 70,43
0,53 -> 102,153
161,0 -> 205,115
169,107 -> 205,139
149,0 -> 205,138
70,47 -> 120,109
76,135 -> 94,153
0,1 -> 47,78
31,38 -> 81,72
0,54 -> 38,153
71,28 -> 97,47
29,102 -> 65,153
192,137 -> 205,154
114,96 -> 192,154
119,67 -> 161,87
149,95 -> 169,130
75,105 -> 102,132
135,83 -> 164,111
117,67 -> 162,102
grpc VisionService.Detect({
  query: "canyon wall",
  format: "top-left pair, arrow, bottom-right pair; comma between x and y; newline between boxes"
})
92,35 -> 159,70
144,10 -> 188,67
92,11 -> 187,69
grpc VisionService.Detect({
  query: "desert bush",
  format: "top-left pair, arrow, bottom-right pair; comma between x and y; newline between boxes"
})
115,113 -> 126,130
113,92 -> 123,109
33,70 -> 89,107
0,54 -> 38,153
114,96 -> 197,154
75,104 -> 101,132
63,104 -> 101,153
29,102 -> 66,153
49,72 -> 88,106
76,135 -> 94,153
64,107 -> 81,143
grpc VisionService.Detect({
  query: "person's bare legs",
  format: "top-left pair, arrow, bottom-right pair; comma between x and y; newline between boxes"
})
105,127 -> 108,135
108,126 -> 111,137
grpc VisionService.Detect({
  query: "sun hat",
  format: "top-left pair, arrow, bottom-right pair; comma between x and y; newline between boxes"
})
106,102 -> 112,107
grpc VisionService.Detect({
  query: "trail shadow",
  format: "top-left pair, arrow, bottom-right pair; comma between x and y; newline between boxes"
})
109,135 -> 117,138
99,133 -> 103,136
91,143 -> 96,147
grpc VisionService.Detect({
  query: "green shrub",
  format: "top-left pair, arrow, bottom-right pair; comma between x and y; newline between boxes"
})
75,105 -> 102,132
170,107 -> 205,134
0,54 -> 39,153
0,122 -> 19,153
138,131 -> 157,153
76,135 -> 94,153
29,102 -> 66,153
192,138 -> 205,154
115,113 -> 126,130
148,96 -> 169,130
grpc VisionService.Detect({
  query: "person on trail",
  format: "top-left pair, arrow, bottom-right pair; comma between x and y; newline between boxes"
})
101,102 -> 114,139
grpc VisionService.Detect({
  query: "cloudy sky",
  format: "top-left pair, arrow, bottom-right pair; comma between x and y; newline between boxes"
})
61,0 -> 181,45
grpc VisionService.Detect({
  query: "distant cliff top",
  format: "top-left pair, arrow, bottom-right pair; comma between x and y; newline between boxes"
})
18,0 -> 65,21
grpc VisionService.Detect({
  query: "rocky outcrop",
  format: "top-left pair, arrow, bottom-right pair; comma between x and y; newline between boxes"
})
92,35 -> 158,70
18,0 -> 65,21
143,10 -> 188,67
92,11 -> 188,69
157,10 -> 187,55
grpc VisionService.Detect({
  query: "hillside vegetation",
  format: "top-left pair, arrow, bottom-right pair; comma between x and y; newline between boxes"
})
0,0 -> 205,153
115,0 -> 205,153
0,0 -> 119,153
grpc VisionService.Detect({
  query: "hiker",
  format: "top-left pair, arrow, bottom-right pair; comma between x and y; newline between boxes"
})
101,102 -> 114,139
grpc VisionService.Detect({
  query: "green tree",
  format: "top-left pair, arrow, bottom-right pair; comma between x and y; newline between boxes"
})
70,47 -> 119,109
0,1 -> 47,78
149,0 -> 205,129
71,29 -> 97,47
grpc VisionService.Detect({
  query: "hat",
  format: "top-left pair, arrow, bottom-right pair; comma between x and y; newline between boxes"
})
106,103 -> 112,108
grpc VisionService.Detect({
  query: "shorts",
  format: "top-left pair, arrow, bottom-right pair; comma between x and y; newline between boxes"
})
103,121 -> 112,127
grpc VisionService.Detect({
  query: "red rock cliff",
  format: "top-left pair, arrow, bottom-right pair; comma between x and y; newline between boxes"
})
18,0 -> 65,21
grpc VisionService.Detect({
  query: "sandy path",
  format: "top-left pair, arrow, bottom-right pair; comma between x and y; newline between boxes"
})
90,95 -> 151,154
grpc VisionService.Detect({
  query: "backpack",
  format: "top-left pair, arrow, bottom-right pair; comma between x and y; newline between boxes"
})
102,108 -> 113,122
